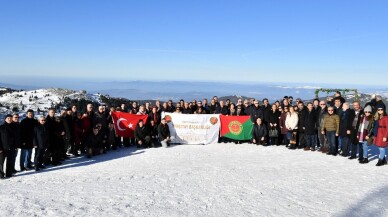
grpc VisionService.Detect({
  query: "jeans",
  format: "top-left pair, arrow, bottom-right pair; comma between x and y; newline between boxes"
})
20,148 -> 33,168
379,147 -> 386,160
326,131 -> 337,154
350,142 -> 363,158
306,134 -> 317,148
362,141 -> 369,159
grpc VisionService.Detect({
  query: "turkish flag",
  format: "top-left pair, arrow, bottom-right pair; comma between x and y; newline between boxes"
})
111,111 -> 148,138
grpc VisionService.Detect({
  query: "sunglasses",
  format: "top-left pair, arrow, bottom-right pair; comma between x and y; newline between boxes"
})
320,104 -> 326,105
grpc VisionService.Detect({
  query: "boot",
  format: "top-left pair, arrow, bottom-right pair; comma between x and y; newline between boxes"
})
376,159 -> 384,166
359,158 -> 369,164
383,157 -> 387,165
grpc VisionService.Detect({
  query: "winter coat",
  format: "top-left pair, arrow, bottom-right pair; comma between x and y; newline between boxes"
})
47,117 -> 66,150
285,112 -> 299,130
149,125 -> 159,139
304,110 -> 318,135
322,114 -> 340,134
339,109 -> 355,138
220,106 -> 229,115
87,133 -> 102,149
250,106 -> 263,123
134,125 -> 150,141
279,112 -> 288,134
73,118 -> 84,145
158,123 -> 170,140
298,108 -> 307,133
11,122 -> 21,149
252,124 -> 268,140
351,110 -> 364,144
268,110 -> 281,131
20,117 -> 38,149
148,112 -> 161,125
0,122 -> 15,151
318,107 -> 328,128
262,105 -> 271,124
33,124 -> 49,149
358,115 -> 373,143
374,116 -> 388,148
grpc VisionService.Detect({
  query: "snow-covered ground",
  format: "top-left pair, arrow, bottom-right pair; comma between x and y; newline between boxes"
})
1,143 -> 388,217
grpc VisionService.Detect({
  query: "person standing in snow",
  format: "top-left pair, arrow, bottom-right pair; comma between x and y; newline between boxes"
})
20,109 -> 38,170
285,106 -> 299,149
321,107 -> 340,156
373,104 -> 388,166
357,105 -> 374,164
0,115 -> 15,179
33,117 -> 49,171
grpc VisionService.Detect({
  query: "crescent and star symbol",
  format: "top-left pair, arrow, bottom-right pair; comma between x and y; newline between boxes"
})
116,118 -> 134,131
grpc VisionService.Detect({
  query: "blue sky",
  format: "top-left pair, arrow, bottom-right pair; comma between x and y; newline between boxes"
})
0,0 -> 387,86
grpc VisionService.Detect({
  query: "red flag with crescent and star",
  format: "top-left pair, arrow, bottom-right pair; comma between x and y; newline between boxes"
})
111,111 -> 148,138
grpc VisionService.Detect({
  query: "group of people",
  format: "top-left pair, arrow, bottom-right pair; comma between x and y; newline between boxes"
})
1,92 -> 388,180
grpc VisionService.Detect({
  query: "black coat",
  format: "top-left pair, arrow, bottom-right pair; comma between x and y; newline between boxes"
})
304,110 -> 318,135
298,108 -> 307,133
252,124 -> 268,140
220,106 -> 229,115
87,133 -> 102,149
33,124 -> 49,149
158,123 -> 170,140
268,111 -> 281,127
20,117 -> 38,149
262,105 -> 271,123
11,122 -> 21,149
134,125 -> 150,141
0,123 -> 15,151
339,109 -> 356,137
148,112 -> 161,125
250,106 -> 263,123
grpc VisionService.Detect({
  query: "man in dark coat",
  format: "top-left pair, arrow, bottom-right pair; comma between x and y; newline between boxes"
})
0,115 -> 15,179
252,118 -> 267,145
45,108 -> 64,166
297,102 -> 307,149
349,101 -> 364,160
134,120 -> 151,148
20,109 -> 38,170
158,118 -> 171,148
250,100 -> 264,123
11,113 -> 21,173
304,103 -> 318,151
33,117 -> 49,171
339,102 -> 355,157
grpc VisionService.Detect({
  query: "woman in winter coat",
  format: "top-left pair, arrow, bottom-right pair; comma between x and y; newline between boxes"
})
268,104 -> 280,145
357,105 -> 374,164
252,118 -> 267,145
285,106 -> 299,149
279,106 -> 289,145
372,104 -> 388,166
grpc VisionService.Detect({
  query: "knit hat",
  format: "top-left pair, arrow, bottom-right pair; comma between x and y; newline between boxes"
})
364,105 -> 372,113
377,104 -> 385,109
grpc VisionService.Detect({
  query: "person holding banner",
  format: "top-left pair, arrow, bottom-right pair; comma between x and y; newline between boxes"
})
252,118 -> 268,146
158,118 -> 171,148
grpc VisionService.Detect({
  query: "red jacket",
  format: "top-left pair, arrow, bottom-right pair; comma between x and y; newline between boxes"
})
375,116 -> 388,148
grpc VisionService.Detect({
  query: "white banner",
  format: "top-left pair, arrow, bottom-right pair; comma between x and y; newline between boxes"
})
162,112 -> 220,145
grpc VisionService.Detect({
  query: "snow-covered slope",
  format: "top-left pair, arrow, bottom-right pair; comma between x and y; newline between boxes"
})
1,143 -> 387,216
0,88 -> 101,112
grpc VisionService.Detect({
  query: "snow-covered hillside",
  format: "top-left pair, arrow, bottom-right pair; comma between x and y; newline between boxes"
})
0,88 -> 102,112
1,143 -> 388,216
